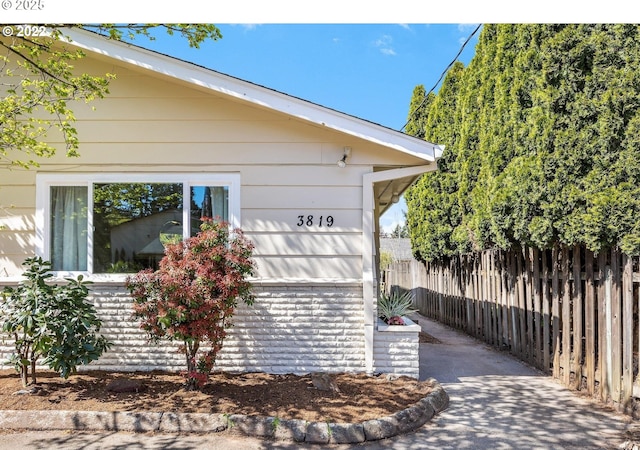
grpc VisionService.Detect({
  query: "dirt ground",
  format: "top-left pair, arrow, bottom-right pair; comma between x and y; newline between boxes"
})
0,370 -> 434,423
0,342 -> 435,424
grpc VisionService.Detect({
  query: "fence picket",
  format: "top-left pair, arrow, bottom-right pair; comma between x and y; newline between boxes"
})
598,251 -> 608,402
542,249 -> 551,373
532,248 -> 543,368
525,247 -> 534,365
509,251 -> 520,357
552,245 -> 561,379
585,249 -> 596,396
612,249 -> 622,403
573,246 -> 583,390
562,246 -> 571,386
622,254 -> 633,407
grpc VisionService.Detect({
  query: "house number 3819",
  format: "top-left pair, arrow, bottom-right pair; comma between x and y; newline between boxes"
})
297,215 -> 334,227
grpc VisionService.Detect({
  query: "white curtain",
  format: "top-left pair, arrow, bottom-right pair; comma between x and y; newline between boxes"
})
50,186 -> 88,271
198,186 -> 228,221
210,186 -> 229,222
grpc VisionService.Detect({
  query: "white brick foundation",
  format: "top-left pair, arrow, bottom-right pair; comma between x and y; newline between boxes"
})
1,281 -> 421,378
1,281 -> 366,375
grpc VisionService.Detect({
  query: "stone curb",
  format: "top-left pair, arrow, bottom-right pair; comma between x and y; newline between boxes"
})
0,378 -> 449,444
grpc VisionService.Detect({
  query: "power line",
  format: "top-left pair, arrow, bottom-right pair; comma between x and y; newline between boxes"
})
400,24 -> 482,132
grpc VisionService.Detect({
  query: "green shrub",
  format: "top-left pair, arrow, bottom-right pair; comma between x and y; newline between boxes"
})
377,290 -> 417,325
1,257 -> 111,387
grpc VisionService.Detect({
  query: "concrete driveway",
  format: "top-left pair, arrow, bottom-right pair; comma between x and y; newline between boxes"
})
2,313 -> 638,449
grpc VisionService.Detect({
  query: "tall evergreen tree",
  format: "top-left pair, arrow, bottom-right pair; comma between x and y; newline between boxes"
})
406,24 -> 640,261
405,62 -> 467,261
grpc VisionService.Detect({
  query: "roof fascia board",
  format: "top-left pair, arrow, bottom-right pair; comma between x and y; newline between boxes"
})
59,28 -> 443,162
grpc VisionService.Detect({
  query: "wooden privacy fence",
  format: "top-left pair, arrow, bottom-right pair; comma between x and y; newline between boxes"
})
383,246 -> 640,413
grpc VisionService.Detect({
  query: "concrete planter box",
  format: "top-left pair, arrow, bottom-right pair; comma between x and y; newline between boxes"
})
376,316 -> 421,332
373,317 -> 420,379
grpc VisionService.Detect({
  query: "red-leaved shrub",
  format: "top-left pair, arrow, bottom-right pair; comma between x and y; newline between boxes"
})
126,219 -> 255,390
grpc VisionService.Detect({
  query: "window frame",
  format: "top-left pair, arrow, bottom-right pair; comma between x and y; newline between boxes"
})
36,172 -> 241,279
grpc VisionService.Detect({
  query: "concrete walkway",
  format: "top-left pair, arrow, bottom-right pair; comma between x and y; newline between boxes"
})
1,313 -> 639,449
371,313 -> 638,450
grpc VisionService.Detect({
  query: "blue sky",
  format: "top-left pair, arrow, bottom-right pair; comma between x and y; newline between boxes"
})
142,24 -> 479,130
138,24 -> 480,233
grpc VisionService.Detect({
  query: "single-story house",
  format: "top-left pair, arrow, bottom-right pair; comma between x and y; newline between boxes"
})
0,28 -> 442,378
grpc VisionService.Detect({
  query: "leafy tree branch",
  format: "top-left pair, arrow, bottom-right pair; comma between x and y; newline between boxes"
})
0,24 -> 221,168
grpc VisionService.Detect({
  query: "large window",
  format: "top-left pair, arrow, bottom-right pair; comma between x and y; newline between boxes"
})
36,174 -> 240,275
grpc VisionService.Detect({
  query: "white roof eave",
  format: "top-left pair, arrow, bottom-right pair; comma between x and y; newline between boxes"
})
58,27 -> 443,163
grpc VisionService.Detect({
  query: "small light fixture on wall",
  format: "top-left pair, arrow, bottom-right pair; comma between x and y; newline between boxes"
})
337,146 -> 352,168
391,192 -> 400,203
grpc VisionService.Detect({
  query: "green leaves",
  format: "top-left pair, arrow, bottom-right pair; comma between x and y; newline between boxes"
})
406,24 -> 640,261
377,290 -> 417,322
0,256 -> 111,386
126,219 -> 255,390
1,34 -> 112,168
1,24 -> 221,168
84,24 -> 222,49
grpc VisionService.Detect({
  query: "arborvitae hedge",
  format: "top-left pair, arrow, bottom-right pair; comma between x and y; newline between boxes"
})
405,24 -> 640,262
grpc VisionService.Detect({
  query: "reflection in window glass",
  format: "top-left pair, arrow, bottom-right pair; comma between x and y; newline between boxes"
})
44,177 -> 234,274
93,183 -> 183,273
190,186 -> 229,236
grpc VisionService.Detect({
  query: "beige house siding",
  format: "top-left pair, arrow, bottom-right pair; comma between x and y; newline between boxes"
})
0,57 -> 378,280
0,170 -> 36,277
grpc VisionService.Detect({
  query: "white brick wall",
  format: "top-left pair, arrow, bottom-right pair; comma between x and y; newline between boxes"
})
373,318 -> 420,379
1,282 -> 366,375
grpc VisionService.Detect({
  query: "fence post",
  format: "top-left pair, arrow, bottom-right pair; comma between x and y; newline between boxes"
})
465,255 -> 474,335
474,253 -> 482,338
517,248 -> 526,361
611,249 -> 621,404
523,246 -> 533,364
509,250 -> 520,358
438,263 -> 444,323
532,248 -> 542,368
572,246 -> 583,391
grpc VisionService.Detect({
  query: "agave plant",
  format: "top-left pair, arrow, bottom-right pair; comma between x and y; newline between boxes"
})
377,290 -> 417,325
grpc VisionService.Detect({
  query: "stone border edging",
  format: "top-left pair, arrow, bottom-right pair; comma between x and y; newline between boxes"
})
0,378 -> 449,444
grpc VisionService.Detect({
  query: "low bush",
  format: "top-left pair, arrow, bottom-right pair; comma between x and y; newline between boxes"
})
1,257 -> 111,387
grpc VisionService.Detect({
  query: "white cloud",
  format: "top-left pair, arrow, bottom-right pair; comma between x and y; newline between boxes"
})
457,23 -> 478,32
230,24 -> 260,31
375,34 -> 392,46
457,23 -> 482,45
374,34 -> 396,56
